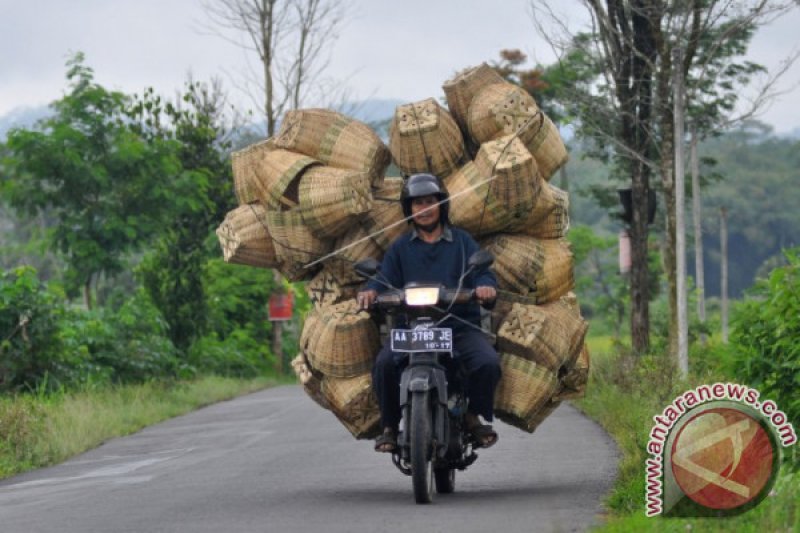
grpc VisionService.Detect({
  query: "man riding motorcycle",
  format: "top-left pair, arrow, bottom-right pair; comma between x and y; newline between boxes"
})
356,173 -> 501,453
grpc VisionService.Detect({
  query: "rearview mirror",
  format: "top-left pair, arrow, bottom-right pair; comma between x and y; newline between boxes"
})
467,250 -> 494,271
354,258 -> 381,278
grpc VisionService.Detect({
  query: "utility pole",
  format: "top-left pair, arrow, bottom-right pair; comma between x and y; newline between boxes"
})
674,44 -> 688,377
691,126 -> 706,346
721,206 -> 729,343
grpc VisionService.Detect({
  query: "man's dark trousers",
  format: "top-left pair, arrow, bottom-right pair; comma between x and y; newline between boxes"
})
372,328 -> 501,431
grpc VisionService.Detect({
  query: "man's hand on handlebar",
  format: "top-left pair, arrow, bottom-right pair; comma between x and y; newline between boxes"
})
357,289 -> 377,310
475,286 -> 497,306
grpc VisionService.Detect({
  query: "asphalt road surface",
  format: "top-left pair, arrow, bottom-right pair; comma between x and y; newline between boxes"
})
0,385 -> 618,533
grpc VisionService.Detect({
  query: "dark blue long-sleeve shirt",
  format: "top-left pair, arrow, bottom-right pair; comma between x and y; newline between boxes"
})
366,225 -> 496,331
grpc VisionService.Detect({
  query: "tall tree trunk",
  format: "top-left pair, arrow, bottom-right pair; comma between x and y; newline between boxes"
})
691,127 -> 706,345
83,275 -> 93,310
720,207 -> 729,343
674,45 -> 688,377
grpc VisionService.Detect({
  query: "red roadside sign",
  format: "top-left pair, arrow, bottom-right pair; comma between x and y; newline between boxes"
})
268,292 -> 294,321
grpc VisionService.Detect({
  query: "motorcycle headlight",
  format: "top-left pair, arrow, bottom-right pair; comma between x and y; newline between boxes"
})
404,286 -> 440,306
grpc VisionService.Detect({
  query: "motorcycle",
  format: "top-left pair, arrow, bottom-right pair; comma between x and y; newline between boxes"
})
355,250 -> 494,504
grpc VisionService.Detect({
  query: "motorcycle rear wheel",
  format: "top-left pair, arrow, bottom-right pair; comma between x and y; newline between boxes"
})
410,391 -> 433,504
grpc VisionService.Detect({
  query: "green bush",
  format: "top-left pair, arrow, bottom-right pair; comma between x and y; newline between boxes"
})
730,248 -> 800,432
59,289 -> 182,384
0,267 -> 79,391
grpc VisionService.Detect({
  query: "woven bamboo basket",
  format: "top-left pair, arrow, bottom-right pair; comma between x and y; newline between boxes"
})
481,235 -> 575,303
388,98 -> 465,178
473,134 -> 541,216
556,343 -> 590,401
303,299 -> 380,378
511,182 -> 570,239
494,352 -> 560,433
442,63 -> 506,138
215,203 -> 279,269
291,352 -> 330,409
265,208 -> 332,281
322,222 -> 387,286
490,289 -> 539,334
305,268 -> 361,310
444,161 -> 521,237
467,82 -> 540,145
321,372 -> 382,439
361,177 -> 408,251
274,108 -> 390,187
496,297 -> 588,372
522,399 -> 562,433
252,148 -> 319,210
231,138 -> 276,205
518,112 -> 568,181
298,165 -> 373,238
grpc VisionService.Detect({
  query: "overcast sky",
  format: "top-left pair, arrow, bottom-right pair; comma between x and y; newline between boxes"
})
1,0 -> 799,133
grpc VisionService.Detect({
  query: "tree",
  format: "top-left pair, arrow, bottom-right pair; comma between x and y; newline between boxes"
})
202,0 -> 348,135
203,0 -> 350,371
530,0 -> 798,357
127,78 -> 242,351
1,54 -> 181,309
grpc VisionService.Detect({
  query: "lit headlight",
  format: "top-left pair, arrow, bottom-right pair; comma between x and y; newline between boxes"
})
404,286 -> 440,306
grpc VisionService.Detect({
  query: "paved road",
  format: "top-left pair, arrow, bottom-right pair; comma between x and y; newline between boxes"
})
0,385 -> 618,533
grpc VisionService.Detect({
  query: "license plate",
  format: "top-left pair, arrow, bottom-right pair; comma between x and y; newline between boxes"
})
390,328 -> 453,353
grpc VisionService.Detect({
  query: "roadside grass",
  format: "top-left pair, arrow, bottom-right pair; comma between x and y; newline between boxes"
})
0,375 -> 284,480
577,335 -> 799,532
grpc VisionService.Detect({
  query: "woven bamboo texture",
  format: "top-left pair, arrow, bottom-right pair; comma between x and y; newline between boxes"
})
467,82 -> 540,145
444,161 -> 523,236
388,98 -> 465,178
231,138 -> 276,205
481,235 -> 575,303
291,353 -> 330,409
251,148 -> 319,210
302,299 -> 380,378
442,63 -> 505,138
321,372 -> 382,439
518,112 -> 568,181
360,177 -> 407,252
305,268 -> 362,310
490,289 -> 539,334
298,165 -> 372,238
274,108 -> 390,187
473,134 -> 541,218
496,297 -> 588,372
215,203 -> 279,269
556,343 -> 590,401
494,352 -> 559,433
265,208 -> 332,281
511,182 -> 570,239
321,221 -> 388,286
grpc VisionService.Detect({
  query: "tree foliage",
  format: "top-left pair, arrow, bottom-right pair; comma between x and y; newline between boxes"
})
1,53 -> 181,308
730,247 -> 800,428
127,79 -> 237,351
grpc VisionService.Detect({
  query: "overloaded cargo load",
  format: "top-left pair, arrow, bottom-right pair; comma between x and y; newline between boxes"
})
216,63 -> 587,439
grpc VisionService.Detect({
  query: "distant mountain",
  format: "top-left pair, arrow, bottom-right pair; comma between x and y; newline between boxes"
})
782,127 -> 800,140
0,105 -> 51,140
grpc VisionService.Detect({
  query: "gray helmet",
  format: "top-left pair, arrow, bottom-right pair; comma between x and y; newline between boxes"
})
400,173 -> 450,224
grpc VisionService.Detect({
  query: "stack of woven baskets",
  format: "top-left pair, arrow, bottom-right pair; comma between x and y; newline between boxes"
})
216,63 -> 590,439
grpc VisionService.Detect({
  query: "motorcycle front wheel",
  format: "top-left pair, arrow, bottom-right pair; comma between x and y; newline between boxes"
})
410,390 -> 433,504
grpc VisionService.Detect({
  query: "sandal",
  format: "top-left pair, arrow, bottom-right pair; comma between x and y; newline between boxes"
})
374,427 -> 397,453
467,422 -> 498,449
